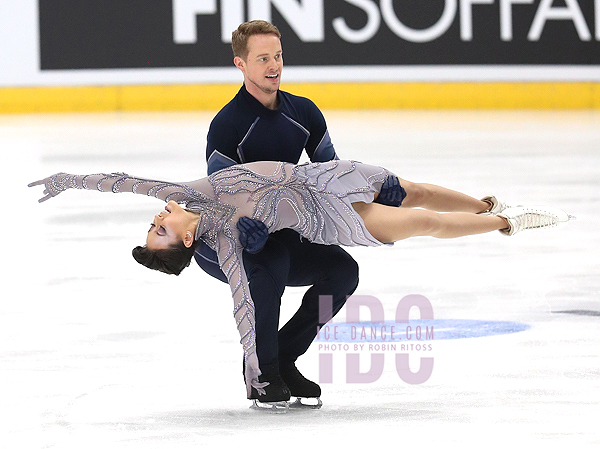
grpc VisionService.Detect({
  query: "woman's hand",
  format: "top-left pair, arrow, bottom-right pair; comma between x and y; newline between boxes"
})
245,352 -> 269,398
28,173 -> 70,203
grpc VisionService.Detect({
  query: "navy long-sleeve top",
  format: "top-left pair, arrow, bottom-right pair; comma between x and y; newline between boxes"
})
197,84 -> 339,272
206,84 -> 337,175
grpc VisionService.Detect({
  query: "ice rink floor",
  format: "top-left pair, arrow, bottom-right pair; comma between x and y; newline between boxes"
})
1,110 -> 599,448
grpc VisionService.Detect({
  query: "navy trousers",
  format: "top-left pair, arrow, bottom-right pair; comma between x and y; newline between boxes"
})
195,228 -> 359,372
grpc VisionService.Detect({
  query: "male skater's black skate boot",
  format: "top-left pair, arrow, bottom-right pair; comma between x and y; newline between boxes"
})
280,362 -> 323,409
247,364 -> 291,412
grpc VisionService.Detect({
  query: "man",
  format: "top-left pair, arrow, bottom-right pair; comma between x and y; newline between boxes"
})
195,20 -> 402,407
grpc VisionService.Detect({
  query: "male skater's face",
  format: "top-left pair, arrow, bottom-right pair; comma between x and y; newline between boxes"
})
235,33 -> 283,95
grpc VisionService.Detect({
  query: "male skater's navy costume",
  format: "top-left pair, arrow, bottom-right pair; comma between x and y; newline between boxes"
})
196,85 -> 358,395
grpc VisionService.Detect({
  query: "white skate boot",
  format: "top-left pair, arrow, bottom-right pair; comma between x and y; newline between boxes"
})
480,196 -> 508,215
497,206 -> 572,236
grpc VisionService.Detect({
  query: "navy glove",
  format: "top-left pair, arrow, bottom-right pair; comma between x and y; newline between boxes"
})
237,217 -> 269,254
374,175 -> 406,207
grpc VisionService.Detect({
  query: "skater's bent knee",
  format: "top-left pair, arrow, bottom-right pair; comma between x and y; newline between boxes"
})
317,249 -> 359,296
330,251 -> 359,282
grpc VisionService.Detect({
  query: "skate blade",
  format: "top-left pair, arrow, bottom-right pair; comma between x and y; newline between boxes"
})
289,397 -> 323,410
249,399 -> 290,414
556,214 -> 576,228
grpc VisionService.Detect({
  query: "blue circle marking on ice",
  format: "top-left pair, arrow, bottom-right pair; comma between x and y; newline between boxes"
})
320,319 -> 530,342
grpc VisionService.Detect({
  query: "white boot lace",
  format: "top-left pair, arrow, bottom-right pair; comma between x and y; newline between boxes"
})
513,209 -> 558,232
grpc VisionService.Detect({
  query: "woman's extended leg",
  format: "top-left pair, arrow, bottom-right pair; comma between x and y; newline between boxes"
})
397,178 -> 491,213
352,202 -> 507,243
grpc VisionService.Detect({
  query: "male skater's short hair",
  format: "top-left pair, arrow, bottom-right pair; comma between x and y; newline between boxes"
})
232,20 -> 281,60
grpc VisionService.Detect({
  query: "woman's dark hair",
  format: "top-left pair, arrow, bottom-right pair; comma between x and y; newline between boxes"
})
132,240 -> 200,276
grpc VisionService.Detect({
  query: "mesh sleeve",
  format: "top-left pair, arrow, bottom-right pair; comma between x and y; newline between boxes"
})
215,231 -> 256,363
42,172 -> 206,204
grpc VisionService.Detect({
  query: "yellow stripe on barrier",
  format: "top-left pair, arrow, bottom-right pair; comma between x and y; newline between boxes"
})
119,84 -> 240,111
0,86 -> 119,113
1,82 -> 600,113
289,82 -> 600,109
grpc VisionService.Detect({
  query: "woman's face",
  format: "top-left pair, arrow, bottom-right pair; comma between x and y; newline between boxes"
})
146,201 -> 192,251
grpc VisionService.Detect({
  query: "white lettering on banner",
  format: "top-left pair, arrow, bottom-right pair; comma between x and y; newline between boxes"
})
461,0 -> 494,41
332,0 -> 381,43
597,0 -> 600,39
529,0 -> 591,41
172,0 -> 217,44
173,0 -> 323,44
380,0 -> 458,43
221,0 -> 245,43
500,0 -> 534,41
248,0 -> 324,42
172,0 -> 600,45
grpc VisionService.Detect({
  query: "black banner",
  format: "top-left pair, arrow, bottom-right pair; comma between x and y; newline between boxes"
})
39,0 -> 600,70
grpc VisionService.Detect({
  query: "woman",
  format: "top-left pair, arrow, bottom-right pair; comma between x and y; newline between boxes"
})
29,159 -> 570,397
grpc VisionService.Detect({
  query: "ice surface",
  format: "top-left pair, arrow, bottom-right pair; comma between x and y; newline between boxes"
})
1,110 -> 599,447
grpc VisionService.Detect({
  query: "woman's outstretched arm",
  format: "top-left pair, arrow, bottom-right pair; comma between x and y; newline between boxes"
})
28,172 -> 210,204
215,230 -> 267,398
